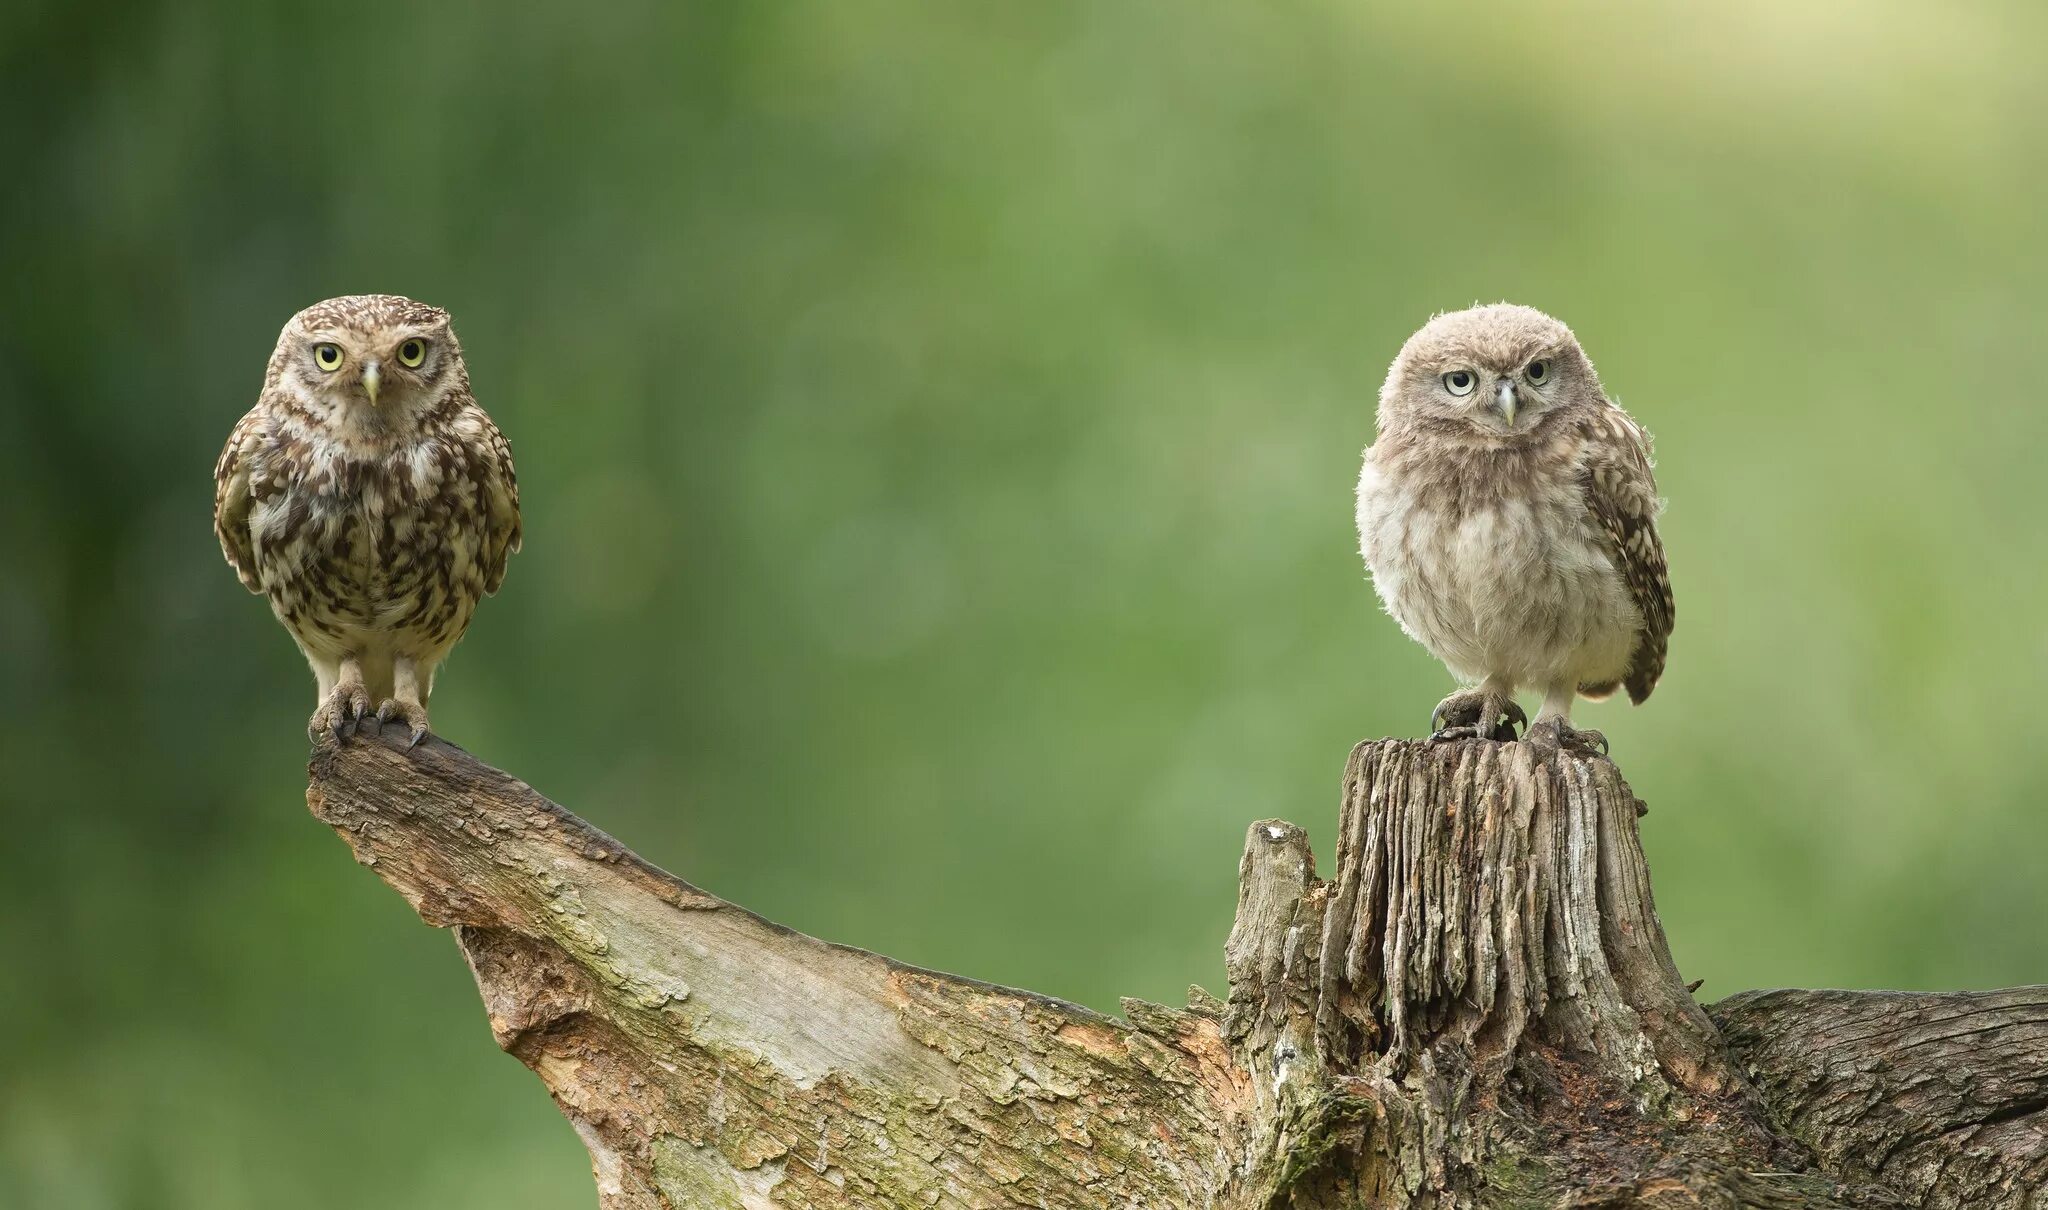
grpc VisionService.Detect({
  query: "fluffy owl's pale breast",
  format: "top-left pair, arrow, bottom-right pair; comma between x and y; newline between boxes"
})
1357,439 -> 1636,686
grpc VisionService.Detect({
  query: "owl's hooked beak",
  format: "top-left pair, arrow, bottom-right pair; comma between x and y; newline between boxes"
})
1494,379 -> 1518,427
361,361 -> 382,406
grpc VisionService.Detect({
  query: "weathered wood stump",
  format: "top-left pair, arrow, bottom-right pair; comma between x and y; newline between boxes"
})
306,731 -> 2047,1208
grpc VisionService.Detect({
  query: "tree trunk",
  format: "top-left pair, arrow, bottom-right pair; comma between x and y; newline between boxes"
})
305,731 -> 2046,1208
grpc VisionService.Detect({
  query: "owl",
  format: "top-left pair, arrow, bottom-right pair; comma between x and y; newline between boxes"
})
1355,303 -> 1672,754
214,295 -> 521,746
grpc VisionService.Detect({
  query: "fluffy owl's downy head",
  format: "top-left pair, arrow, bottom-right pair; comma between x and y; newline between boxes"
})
269,294 -> 467,432
1379,303 -> 1604,438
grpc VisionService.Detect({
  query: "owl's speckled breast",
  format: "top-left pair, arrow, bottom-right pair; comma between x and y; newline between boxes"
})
248,434 -> 491,664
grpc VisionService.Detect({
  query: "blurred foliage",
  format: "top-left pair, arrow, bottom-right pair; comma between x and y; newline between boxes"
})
5,0 -> 2048,1205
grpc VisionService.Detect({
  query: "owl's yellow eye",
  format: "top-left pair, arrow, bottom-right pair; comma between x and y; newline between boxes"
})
1525,359 -> 1552,385
397,339 -> 427,368
1443,369 -> 1477,397
313,343 -> 344,372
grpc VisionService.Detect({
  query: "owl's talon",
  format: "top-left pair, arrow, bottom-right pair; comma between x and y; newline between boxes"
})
1526,718 -> 1608,759
373,699 -> 431,753
310,681 -> 372,743
1428,689 -> 1523,743
1431,693 -> 1477,735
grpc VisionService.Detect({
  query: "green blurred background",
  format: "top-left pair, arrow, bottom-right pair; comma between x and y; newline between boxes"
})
5,0 -> 2047,1204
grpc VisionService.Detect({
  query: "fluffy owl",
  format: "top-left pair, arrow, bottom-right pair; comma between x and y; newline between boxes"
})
214,295 -> 521,746
1355,303 -> 1671,754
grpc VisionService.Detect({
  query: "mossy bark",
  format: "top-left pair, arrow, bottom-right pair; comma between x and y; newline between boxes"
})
306,731 -> 2047,1208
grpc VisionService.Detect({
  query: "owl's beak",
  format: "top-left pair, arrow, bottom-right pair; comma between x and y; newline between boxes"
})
1494,379 -> 1518,427
361,361 -> 382,406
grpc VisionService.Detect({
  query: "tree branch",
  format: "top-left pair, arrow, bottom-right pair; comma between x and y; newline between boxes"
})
1711,988 -> 2048,1209
308,730 -> 1243,1209
305,729 -> 2044,1208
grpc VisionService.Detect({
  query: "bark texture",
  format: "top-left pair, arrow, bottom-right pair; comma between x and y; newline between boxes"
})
305,730 -> 2047,1208
1713,988 -> 2048,1209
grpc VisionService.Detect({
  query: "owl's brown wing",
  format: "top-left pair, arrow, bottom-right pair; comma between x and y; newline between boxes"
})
473,408 -> 522,596
213,407 -> 266,593
1581,408 -> 1673,703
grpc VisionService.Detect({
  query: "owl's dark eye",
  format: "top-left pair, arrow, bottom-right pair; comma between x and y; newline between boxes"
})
1443,370 -> 1477,397
313,343 -> 344,372
1525,359 -> 1552,385
397,339 -> 427,368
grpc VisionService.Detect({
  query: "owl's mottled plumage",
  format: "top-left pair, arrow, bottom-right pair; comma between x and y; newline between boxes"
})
1356,303 -> 1671,752
214,295 -> 521,744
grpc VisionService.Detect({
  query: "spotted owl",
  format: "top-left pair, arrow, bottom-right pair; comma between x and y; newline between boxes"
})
214,295 -> 521,746
1355,303 -> 1672,754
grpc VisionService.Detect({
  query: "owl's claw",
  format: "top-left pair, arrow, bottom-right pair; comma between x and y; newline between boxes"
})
310,681 -> 373,743
1429,691 -> 1525,743
374,699 -> 431,752
1526,717 -> 1608,760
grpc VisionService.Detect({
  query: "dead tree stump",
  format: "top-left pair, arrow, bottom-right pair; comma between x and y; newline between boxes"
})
305,730 -> 2047,1208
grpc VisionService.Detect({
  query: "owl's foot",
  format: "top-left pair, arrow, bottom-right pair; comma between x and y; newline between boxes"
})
309,680 -> 373,743
1525,717 -> 1609,760
374,698 -> 431,751
1429,690 -> 1525,743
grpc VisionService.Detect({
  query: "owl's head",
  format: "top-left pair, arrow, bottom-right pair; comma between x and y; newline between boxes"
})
1379,303 -> 1602,437
271,294 -> 465,426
